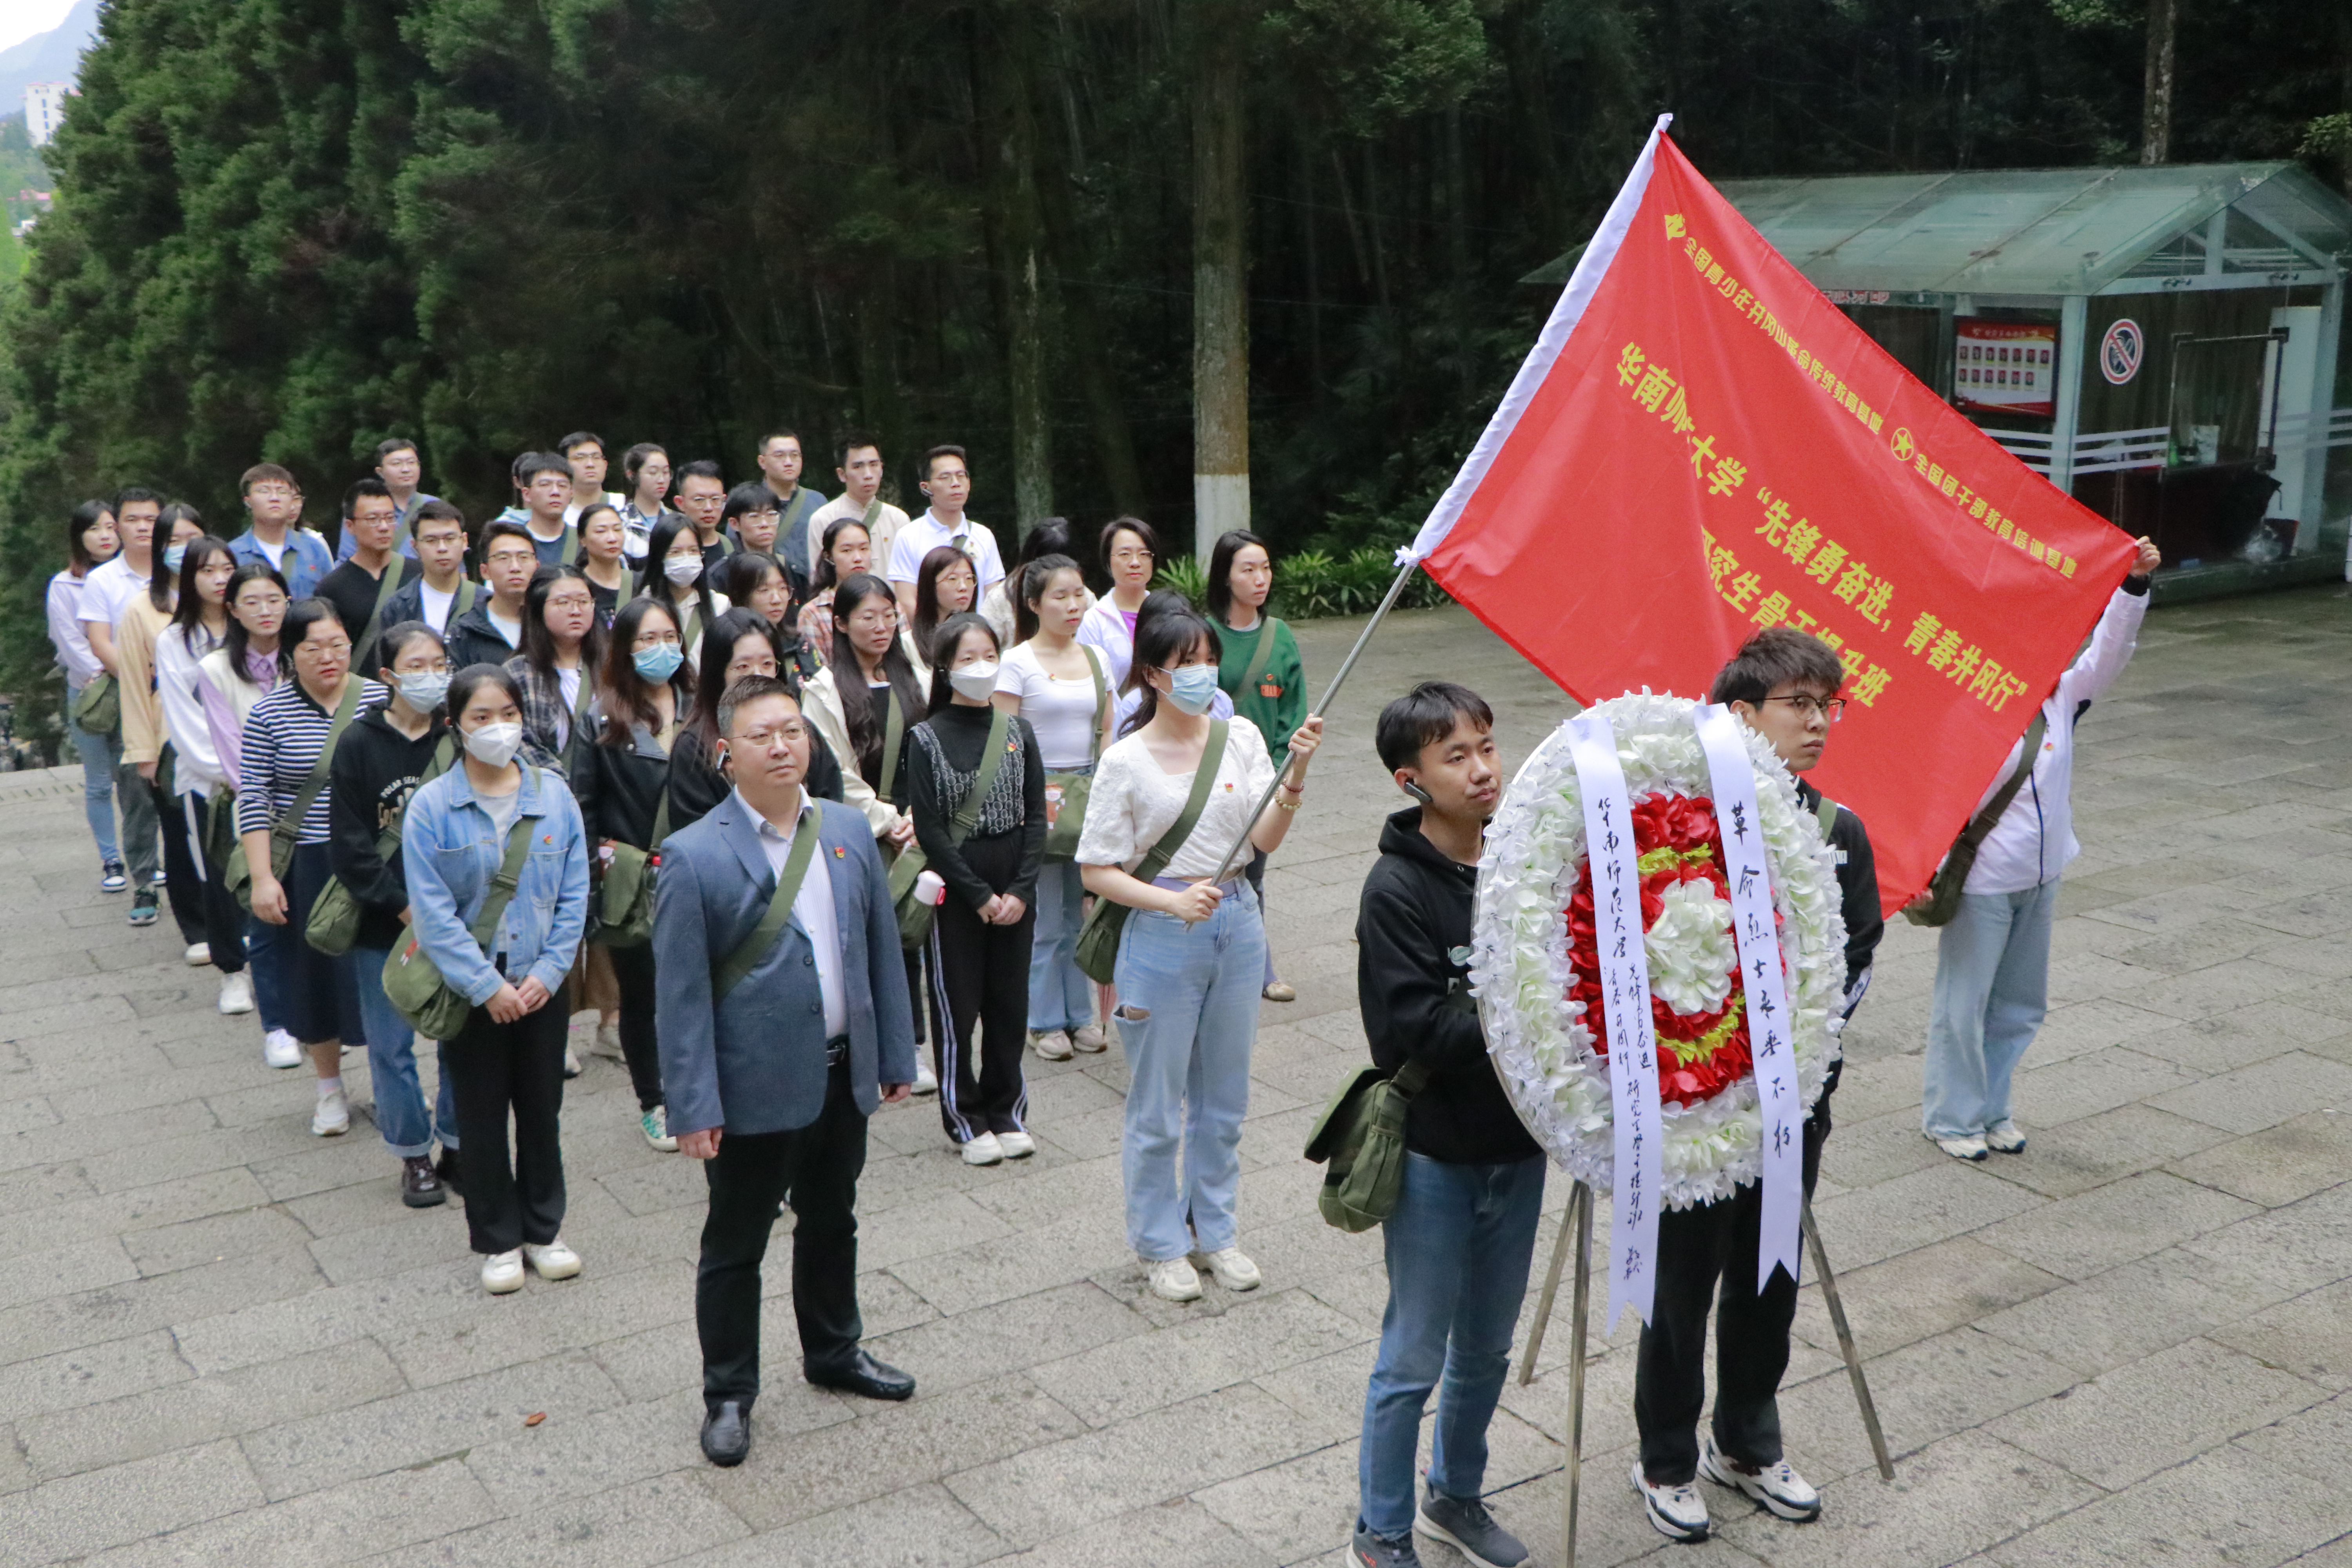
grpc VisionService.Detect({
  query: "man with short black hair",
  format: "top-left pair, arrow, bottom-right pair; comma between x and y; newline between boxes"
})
336,439 -> 440,561
805,432 -> 906,584
448,520 -> 540,670
755,430 -> 827,572
886,445 -> 1003,617
676,460 -> 733,570
228,463 -> 334,599
653,675 -> 917,1468
317,479 -> 423,673
1350,680 -> 1537,1568
1622,628 -> 1881,1546
381,502 -> 477,642
512,452 -> 579,566
560,431 -> 626,525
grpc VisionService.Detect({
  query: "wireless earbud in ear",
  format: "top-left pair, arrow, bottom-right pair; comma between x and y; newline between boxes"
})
1401,778 -> 1435,805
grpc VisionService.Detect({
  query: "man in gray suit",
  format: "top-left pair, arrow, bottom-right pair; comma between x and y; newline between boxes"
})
654,674 -> 919,1467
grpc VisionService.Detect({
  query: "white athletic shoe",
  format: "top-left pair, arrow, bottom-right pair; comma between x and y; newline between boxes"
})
1071,1024 -> 1107,1054
1196,1246 -> 1262,1291
217,971 -> 255,1015
1935,1132 -> 1989,1161
1699,1436 -> 1820,1521
996,1129 -> 1036,1159
641,1105 -> 679,1152
1031,1029 -> 1074,1061
311,1088 -> 350,1138
482,1249 -> 525,1294
523,1238 -> 583,1280
911,1061 -> 938,1096
563,1046 -> 583,1079
1631,1462 -> 1710,1542
183,942 -> 211,967
1147,1256 -> 1202,1302
263,1029 -> 302,1069
1985,1119 -> 2028,1154
961,1132 -> 1004,1167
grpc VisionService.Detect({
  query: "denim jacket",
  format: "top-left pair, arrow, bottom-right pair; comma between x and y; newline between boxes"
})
401,761 -> 590,1006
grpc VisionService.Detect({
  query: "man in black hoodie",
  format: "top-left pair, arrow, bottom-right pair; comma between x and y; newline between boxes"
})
1352,682 -> 1540,1568
1627,628 -> 1885,1545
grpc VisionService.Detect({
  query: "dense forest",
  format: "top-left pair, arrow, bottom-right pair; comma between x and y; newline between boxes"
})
1,0 -> 2348,737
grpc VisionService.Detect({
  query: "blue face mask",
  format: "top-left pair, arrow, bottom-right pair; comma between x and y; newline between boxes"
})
1163,662 -> 1220,716
162,542 -> 187,574
633,642 -> 685,683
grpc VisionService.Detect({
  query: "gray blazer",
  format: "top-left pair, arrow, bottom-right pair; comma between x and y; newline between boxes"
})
652,791 -> 916,1137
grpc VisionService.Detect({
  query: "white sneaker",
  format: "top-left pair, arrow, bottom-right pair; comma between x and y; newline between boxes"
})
263,1029 -> 302,1069
217,971 -> 255,1015
996,1129 -> 1036,1159
1147,1256 -> 1202,1302
1985,1119 -> 2028,1154
641,1105 -> 679,1152
183,942 -> 211,967
1699,1436 -> 1820,1522
1631,1461 -> 1710,1542
311,1088 -> 350,1138
523,1238 -> 583,1280
482,1249 -> 525,1294
1071,1024 -> 1107,1054
961,1132 -> 1004,1166
1031,1029 -> 1074,1061
1935,1132 -> 1989,1161
1196,1246 -> 1262,1291
593,1020 -> 624,1060
563,1046 -> 583,1079
912,1062 -> 938,1096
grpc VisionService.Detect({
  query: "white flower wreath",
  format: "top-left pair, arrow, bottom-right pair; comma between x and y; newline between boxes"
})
1473,691 -> 1849,1209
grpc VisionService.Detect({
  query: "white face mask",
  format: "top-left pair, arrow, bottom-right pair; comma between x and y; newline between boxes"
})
948,661 -> 1001,702
463,720 -> 524,768
663,555 -> 703,584
396,670 -> 451,711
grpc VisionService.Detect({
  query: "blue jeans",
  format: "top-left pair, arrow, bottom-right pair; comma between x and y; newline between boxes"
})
1923,880 -> 2060,1139
65,682 -> 122,869
1358,1152 -> 1545,1539
1027,860 -> 1092,1033
1113,883 -> 1264,1261
352,944 -> 460,1157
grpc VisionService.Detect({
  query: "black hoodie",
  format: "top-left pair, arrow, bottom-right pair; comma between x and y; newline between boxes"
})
327,702 -> 452,952
1356,807 -> 1541,1166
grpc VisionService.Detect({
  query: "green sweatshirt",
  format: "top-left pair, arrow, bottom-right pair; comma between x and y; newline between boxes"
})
1217,614 -> 1306,760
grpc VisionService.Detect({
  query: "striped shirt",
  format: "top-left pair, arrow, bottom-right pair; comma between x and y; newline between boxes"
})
235,679 -> 388,843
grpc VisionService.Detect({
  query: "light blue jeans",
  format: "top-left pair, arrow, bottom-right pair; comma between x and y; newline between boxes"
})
352,944 -> 461,1157
1923,879 -> 2060,1139
1113,882 -> 1264,1261
1027,860 -> 1092,1034
65,681 -> 122,869
1359,1151 -> 1546,1540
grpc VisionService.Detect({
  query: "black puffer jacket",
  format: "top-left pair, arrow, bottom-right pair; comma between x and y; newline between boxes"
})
1356,807 -> 1540,1166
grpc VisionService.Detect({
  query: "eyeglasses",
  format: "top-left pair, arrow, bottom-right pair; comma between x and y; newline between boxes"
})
546,594 -> 595,611
1109,548 -> 1153,564
485,550 -> 537,567
1759,695 -> 1847,722
738,722 -> 809,746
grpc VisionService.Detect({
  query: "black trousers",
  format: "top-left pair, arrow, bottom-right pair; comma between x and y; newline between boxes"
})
926,831 -> 1034,1142
172,789 -> 246,972
152,777 -> 210,948
1633,1096 -> 1831,1484
696,1056 -> 869,1405
445,1000 -> 569,1254
605,940 -> 663,1112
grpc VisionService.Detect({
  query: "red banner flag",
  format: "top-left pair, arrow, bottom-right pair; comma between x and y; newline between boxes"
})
1408,118 -> 2137,913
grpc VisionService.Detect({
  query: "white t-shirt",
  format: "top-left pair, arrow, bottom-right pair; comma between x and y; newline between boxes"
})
421,581 -> 457,633
486,607 -> 524,649
555,666 -> 584,750
78,555 -> 149,632
996,642 -> 1106,772
252,534 -> 289,569
887,510 -> 1005,593
807,495 -> 906,582
1075,717 -> 1275,882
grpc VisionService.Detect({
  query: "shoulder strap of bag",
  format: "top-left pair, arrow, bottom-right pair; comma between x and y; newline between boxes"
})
1132,719 -> 1228,884
1391,1056 -> 1433,1096
949,707 -> 1013,846
1080,644 -> 1107,764
1956,712 -> 2048,857
651,780 -> 671,852
1813,793 -> 1840,840
466,771 -> 544,951
879,687 -> 905,807
276,677 -> 365,840
453,579 -> 478,627
559,667 -> 596,772
1239,616 -> 1283,695
357,560 -> 405,664
561,526 -> 581,565
714,799 -> 824,999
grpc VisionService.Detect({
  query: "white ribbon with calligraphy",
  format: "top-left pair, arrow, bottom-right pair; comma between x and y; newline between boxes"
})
1693,704 -> 1804,1291
1566,713 -> 1663,1332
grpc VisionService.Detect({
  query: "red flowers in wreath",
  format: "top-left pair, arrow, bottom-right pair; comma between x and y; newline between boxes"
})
1565,792 -> 1755,1108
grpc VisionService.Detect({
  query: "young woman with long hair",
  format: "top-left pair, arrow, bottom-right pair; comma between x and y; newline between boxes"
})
152,536 -> 252,1011
329,621 -> 462,1208
236,599 -> 384,1123
508,564 -> 606,772
401,661 -> 591,1294
619,443 -> 674,561
668,606 -> 845,831
575,501 -> 635,623
640,513 -> 731,661
980,517 -> 1092,644
1207,529 -> 1308,1004
570,595 -> 695,1150
1077,516 -> 1160,689
49,501 -> 124,889
716,551 -> 820,689
795,516 -> 873,657
1075,604 -> 1323,1302
117,506 -> 211,948
992,553 -> 1112,1061
911,612 -> 1045,1164
909,545 -> 978,673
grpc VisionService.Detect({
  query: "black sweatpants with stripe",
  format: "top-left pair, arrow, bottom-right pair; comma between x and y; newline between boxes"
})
926,828 -> 1034,1143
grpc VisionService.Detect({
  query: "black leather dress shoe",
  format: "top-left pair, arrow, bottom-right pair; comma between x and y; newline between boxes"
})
805,1349 -> 915,1401
701,1399 -> 751,1466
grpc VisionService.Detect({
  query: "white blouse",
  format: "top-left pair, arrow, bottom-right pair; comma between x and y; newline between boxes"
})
995,642 -> 1106,771
1076,717 -> 1274,882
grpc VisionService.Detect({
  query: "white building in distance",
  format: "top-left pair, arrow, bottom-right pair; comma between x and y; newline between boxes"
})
24,82 -> 70,146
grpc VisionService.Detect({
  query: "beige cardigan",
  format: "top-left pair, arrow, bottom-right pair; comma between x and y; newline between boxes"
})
800,664 -> 909,840
114,596 -> 177,767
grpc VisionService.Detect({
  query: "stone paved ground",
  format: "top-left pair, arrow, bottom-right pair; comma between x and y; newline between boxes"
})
2,586 -> 2350,1568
